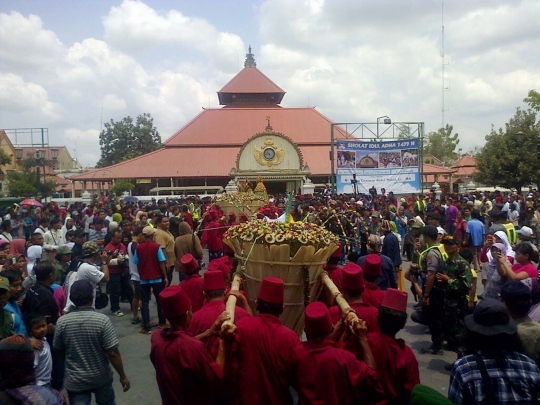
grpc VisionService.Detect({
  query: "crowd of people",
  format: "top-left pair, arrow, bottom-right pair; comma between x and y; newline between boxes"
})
0,187 -> 540,404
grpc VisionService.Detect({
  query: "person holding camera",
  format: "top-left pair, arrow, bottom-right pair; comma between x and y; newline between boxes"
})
63,241 -> 110,313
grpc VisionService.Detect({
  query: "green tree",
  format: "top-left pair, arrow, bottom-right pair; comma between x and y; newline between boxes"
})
0,148 -> 12,166
7,157 -> 57,198
111,179 -> 134,196
423,124 -> 461,165
474,107 -> 540,193
397,124 -> 415,139
97,113 -> 162,168
524,89 -> 540,112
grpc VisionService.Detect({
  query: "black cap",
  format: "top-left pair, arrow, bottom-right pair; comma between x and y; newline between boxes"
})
73,229 -> 88,238
426,212 -> 441,221
70,280 -> 94,306
421,225 -> 438,239
441,235 -> 459,245
488,209 -> 503,217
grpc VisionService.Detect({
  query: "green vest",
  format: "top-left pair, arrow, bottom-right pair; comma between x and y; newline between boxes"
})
502,222 -> 517,244
415,200 -> 426,213
418,244 -> 448,270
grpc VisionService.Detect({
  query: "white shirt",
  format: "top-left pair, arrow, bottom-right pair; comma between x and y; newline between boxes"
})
43,228 -> 66,248
64,261 -> 104,312
34,338 -> 52,386
127,241 -> 140,281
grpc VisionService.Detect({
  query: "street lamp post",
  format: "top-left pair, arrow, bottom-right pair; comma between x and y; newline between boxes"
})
376,116 -> 391,138
35,149 -> 46,198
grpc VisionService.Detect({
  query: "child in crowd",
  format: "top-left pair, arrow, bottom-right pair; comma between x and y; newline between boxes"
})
26,314 -> 53,387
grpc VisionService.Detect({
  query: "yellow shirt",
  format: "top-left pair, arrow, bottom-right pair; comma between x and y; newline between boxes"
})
467,268 -> 478,303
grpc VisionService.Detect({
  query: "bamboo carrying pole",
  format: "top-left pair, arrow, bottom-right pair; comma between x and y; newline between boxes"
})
222,274 -> 242,329
321,272 -> 359,324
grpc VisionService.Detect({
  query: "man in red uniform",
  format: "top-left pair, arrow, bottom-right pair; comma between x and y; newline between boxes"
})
201,210 -> 224,262
226,212 -> 238,227
188,270 -> 251,355
367,289 -> 420,404
150,285 -> 229,405
104,228 -> 132,317
362,254 -> 386,308
293,302 -> 379,405
226,277 -> 300,405
318,242 -> 343,307
179,254 -> 205,312
329,263 -> 379,332
134,226 -> 168,334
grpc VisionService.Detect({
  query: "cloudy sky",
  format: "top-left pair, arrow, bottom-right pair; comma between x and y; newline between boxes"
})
1,0 -> 539,167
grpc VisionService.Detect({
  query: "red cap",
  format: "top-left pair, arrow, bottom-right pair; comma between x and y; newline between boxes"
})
381,288 -> 408,312
207,259 -> 230,279
363,254 -> 382,277
159,285 -> 191,319
240,212 -> 248,220
209,210 -> 218,220
305,302 -> 333,336
228,212 -> 236,218
342,263 -> 364,290
181,254 -> 199,274
258,277 -> 284,304
204,270 -> 226,291
331,242 -> 342,259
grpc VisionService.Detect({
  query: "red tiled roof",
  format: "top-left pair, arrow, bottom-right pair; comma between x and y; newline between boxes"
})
422,163 -> 456,175
451,154 -> 477,176
69,142 -> 335,181
218,67 -> 285,95
164,107 -> 348,147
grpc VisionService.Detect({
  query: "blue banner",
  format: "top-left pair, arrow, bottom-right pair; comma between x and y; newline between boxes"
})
336,138 -> 421,194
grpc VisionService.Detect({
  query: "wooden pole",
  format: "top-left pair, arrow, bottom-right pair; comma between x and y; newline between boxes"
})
321,272 -> 359,324
222,273 -> 242,329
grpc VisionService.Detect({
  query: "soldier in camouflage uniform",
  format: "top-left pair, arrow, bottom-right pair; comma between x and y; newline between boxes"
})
437,235 -> 472,367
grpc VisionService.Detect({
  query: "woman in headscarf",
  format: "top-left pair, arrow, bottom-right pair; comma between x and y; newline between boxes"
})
494,230 -> 515,263
61,217 -> 77,241
22,245 -> 43,291
483,243 -> 510,300
496,242 -> 538,281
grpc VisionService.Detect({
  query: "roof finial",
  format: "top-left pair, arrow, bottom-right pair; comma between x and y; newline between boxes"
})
265,116 -> 273,132
244,45 -> 256,68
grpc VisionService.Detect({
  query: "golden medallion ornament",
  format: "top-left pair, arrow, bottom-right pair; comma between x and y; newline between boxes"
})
254,138 -> 285,167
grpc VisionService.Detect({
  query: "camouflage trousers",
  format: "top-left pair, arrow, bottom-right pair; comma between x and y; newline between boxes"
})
443,297 -> 468,356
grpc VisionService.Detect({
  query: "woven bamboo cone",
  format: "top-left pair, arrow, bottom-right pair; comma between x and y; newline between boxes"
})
222,274 -> 242,329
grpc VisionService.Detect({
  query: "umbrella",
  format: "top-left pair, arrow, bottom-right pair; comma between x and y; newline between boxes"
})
20,199 -> 44,208
123,196 -> 138,203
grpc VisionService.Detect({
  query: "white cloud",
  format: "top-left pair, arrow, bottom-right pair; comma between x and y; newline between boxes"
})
0,11 -> 64,74
1,0 -> 540,168
102,0 -> 245,71
0,73 -> 62,121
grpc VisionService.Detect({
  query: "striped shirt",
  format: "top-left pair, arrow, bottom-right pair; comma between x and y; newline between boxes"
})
449,350 -> 540,404
53,306 -> 119,392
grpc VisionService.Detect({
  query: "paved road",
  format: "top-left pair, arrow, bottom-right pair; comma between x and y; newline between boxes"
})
98,257 -> 479,404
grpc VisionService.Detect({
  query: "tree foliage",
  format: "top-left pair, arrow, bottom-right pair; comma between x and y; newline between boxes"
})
97,113 -> 162,168
0,148 -> 12,166
524,89 -> 540,112
423,124 -> 461,165
111,179 -> 134,196
474,107 -> 540,193
7,157 -> 57,198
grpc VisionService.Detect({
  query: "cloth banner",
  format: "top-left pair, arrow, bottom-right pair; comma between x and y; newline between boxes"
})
336,138 -> 421,194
